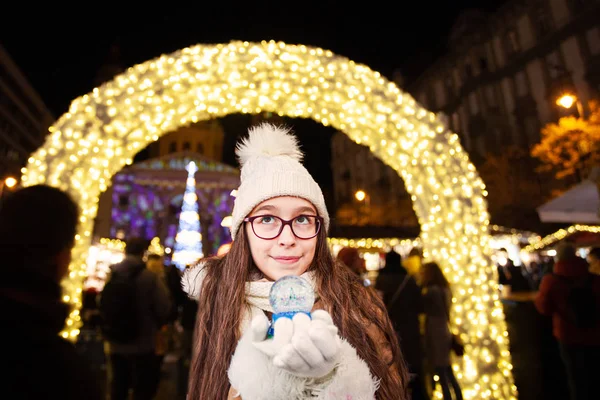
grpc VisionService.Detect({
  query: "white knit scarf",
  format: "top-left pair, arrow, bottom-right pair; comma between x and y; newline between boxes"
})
245,271 -> 318,313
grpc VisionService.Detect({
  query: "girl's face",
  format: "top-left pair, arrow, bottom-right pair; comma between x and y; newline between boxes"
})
245,196 -> 318,281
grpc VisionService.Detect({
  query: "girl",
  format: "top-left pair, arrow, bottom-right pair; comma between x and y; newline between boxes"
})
183,123 -> 407,399
420,261 -> 463,400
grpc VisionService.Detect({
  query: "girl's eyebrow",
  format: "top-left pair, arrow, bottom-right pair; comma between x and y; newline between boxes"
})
293,206 -> 317,214
253,204 -> 276,213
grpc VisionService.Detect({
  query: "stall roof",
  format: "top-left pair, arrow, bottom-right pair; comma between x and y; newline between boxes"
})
537,168 -> 600,224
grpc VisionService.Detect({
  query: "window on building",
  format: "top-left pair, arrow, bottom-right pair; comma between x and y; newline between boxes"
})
515,71 -> 529,97
480,57 -> 488,72
168,141 -> 177,153
464,63 -> 473,79
524,116 -> 540,147
485,86 -> 497,107
182,141 -> 191,151
453,68 -> 462,89
546,52 -> 565,79
445,75 -> 454,91
506,30 -> 521,55
534,4 -> 553,38
376,174 -> 390,189
468,116 -> 485,155
118,195 -> 129,207
485,128 -> 500,153
427,86 -> 437,109
452,113 -> 460,132
469,92 -> 479,115
196,143 -> 204,154
0,63 -> 43,120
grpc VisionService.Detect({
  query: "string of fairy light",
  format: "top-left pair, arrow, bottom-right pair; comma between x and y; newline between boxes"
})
328,225 -> 539,252
21,40 -> 516,399
523,224 -> 600,252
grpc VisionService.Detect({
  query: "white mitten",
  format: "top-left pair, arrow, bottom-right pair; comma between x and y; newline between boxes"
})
251,311 -> 295,358
229,309 -> 379,400
271,310 -> 341,378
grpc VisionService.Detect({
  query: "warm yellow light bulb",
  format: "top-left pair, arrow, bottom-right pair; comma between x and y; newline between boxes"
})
556,93 -> 576,109
4,176 -> 17,188
355,190 -> 366,202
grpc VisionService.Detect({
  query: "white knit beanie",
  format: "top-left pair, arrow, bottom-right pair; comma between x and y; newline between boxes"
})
230,123 -> 330,239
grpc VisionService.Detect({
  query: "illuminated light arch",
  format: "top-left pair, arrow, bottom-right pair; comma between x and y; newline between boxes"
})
22,40 -> 516,399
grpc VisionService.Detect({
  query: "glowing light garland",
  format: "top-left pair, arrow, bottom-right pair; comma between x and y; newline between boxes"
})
21,40 -> 516,399
328,237 -> 421,251
523,224 -> 600,252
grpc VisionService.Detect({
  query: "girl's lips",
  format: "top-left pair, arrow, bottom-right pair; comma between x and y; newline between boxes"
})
273,256 -> 301,264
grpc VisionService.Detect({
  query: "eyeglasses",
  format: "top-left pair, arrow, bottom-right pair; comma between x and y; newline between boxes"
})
243,215 -> 323,240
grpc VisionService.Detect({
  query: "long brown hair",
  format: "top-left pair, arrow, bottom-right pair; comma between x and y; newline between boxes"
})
188,225 -> 408,399
421,261 -> 450,290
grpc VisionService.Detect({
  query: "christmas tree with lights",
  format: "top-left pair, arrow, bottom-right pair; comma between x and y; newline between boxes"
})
171,161 -> 203,270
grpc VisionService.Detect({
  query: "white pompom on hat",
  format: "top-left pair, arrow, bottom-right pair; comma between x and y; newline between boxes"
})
230,123 -> 330,239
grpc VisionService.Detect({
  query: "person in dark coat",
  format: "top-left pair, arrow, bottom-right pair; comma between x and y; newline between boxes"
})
104,238 -> 172,400
496,247 -> 532,293
1,185 -> 102,400
376,250 -> 430,400
535,243 -> 600,400
420,262 -> 463,400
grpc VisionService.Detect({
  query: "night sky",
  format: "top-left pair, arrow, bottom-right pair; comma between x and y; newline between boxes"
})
1,1 -> 506,201
2,1 -> 507,116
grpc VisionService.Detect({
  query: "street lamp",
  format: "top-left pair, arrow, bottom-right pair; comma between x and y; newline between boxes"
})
355,190 -> 366,202
556,93 -> 594,180
556,93 -> 584,118
4,176 -> 17,188
0,176 -> 18,199
354,189 -> 371,225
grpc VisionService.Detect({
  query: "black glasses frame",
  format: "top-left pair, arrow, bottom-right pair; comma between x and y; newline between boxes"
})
243,215 -> 323,240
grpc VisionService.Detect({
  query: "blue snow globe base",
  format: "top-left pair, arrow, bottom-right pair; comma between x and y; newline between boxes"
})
266,275 -> 315,338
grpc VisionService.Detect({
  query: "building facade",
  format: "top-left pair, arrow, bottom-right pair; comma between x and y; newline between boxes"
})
147,119 -> 226,160
330,132 -> 418,228
331,0 -> 599,230
93,152 -> 238,256
0,44 -> 54,178
408,0 -> 599,160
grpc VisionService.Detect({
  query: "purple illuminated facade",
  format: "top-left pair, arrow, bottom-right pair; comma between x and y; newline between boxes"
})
109,152 -> 239,256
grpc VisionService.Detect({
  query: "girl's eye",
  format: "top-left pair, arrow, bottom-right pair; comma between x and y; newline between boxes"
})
257,216 -> 275,224
295,216 -> 317,225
